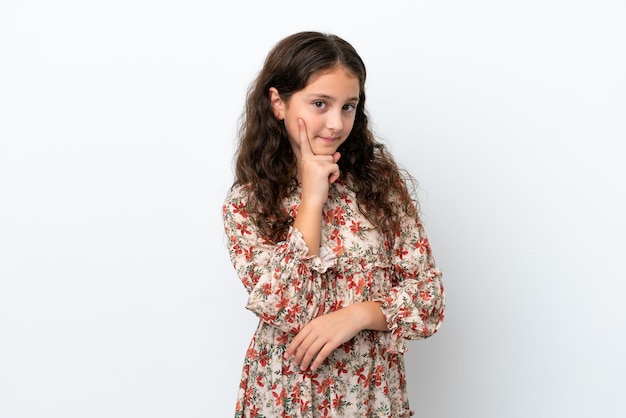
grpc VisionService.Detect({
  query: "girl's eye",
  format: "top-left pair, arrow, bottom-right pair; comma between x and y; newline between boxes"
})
313,101 -> 326,109
343,103 -> 356,112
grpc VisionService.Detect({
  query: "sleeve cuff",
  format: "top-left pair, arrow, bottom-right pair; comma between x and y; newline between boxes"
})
290,227 -> 337,273
377,299 -> 408,354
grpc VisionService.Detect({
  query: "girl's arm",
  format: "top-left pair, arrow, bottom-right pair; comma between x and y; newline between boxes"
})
223,186 -> 337,334
375,211 -> 445,352
293,118 -> 340,256
284,300 -> 388,371
285,204 -> 445,370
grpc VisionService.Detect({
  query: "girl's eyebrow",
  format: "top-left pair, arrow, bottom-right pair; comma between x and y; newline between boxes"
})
306,93 -> 360,102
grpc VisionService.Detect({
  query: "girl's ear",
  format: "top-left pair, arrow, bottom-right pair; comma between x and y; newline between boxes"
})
269,87 -> 284,120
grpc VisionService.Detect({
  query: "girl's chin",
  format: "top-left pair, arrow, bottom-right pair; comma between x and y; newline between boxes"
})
310,143 -> 341,155
312,150 -> 339,157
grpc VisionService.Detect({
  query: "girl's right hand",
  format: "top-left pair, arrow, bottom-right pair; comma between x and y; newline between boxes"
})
298,118 -> 341,208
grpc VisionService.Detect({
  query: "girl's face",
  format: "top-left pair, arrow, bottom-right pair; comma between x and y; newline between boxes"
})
270,67 -> 360,160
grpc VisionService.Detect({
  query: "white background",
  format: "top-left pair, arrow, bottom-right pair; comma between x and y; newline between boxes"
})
1,1 -> 625,417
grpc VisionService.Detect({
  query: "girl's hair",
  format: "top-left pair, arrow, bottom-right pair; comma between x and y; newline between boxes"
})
233,31 -> 418,245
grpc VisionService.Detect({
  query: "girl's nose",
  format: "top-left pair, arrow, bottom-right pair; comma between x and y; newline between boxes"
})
326,109 -> 344,133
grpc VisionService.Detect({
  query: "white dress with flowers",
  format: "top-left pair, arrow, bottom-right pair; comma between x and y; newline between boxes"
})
223,179 -> 445,418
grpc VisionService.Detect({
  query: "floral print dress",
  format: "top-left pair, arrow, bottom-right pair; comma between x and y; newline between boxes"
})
223,180 -> 445,418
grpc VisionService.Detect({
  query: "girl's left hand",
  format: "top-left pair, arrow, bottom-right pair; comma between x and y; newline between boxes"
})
284,306 -> 362,371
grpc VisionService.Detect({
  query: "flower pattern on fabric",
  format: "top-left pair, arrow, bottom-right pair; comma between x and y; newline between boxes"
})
223,180 -> 445,418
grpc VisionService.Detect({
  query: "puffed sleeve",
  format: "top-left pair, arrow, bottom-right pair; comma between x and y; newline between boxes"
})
374,203 -> 445,353
223,185 -> 337,333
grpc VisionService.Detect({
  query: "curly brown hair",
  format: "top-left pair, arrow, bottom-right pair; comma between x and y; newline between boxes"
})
232,31 -> 418,245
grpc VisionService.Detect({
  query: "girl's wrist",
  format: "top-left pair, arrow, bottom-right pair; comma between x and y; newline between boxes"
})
351,301 -> 387,332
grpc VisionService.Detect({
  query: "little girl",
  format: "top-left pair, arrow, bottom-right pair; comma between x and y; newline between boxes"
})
223,31 -> 445,418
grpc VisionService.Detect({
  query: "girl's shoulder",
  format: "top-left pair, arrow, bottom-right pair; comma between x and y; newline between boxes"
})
223,183 -> 251,205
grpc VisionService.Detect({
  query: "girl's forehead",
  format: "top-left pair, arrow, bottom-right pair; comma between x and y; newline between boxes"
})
302,67 -> 361,96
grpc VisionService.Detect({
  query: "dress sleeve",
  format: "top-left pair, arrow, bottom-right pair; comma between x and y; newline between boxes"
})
374,204 -> 446,353
223,186 -> 337,334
